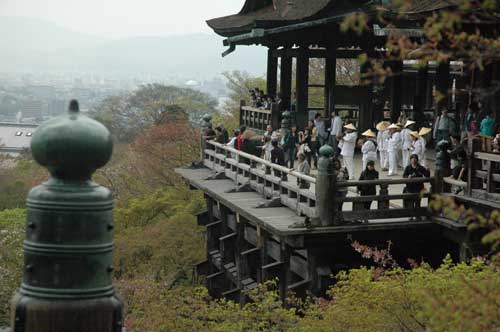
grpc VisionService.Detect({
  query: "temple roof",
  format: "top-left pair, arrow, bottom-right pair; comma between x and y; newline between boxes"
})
402,0 -> 459,15
207,0 -> 334,37
207,0 -> 459,37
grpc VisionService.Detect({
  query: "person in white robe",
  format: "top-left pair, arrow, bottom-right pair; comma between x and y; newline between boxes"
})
401,120 -> 415,168
410,131 -> 426,167
376,121 -> 390,171
387,123 -> 402,176
340,123 -> 358,180
361,129 -> 378,170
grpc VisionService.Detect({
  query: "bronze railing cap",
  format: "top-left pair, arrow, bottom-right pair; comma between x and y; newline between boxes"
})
31,100 -> 113,180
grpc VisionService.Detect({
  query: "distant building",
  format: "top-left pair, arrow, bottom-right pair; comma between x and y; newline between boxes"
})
48,99 -> 66,117
26,85 -> 56,99
0,122 -> 38,156
22,99 -> 43,120
185,80 -> 200,87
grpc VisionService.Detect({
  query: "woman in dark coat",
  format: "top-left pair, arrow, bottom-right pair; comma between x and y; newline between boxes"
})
357,160 -> 379,210
403,154 -> 430,211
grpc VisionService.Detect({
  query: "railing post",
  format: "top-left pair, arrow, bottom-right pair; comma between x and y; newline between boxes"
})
240,100 -> 245,127
200,113 -> 212,161
378,184 -> 390,210
11,100 -> 123,332
314,145 -> 335,227
467,137 -> 483,195
435,140 -> 451,193
271,103 -> 280,131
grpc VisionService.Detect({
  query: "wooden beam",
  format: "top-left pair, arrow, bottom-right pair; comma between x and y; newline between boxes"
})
388,61 -> 403,123
413,64 -> 428,126
436,61 -> 450,112
267,48 -> 278,97
296,47 -> 310,127
359,57 -> 372,131
325,46 -> 337,118
270,48 -> 371,59
280,54 -> 293,111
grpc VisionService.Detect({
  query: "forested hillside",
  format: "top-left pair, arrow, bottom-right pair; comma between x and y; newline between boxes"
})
1,83 -> 500,331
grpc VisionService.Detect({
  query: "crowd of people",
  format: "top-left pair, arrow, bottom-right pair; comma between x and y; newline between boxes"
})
249,88 -> 279,110
203,111 -> 432,210
203,101 -> 500,214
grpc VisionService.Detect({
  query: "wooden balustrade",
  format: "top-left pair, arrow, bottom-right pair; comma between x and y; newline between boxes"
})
204,140 -> 317,218
202,140 -> 434,225
440,148 -> 500,202
240,102 -> 280,133
334,178 -> 434,222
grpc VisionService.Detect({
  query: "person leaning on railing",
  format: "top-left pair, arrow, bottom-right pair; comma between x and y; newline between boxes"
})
270,138 -> 285,167
402,154 -> 430,216
448,135 -> 467,182
357,160 -> 379,211
202,123 -> 217,150
333,158 -> 349,212
289,152 -> 311,189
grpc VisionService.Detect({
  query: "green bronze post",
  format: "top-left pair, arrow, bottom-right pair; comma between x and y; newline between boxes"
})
313,145 -> 335,227
10,100 -> 123,332
201,113 -> 213,159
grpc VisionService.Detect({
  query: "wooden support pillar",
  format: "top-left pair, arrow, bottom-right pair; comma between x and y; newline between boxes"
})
493,61 -> 500,124
324,46 -> 337,118
235,216 -> 245,305
280,54 -> 293,112
425,75 -> 434,110
413,64 -> 428,126
436,61 -> 450,112
267,49 -> 278,98
389,61 -> 403,123
279,239 -> 291,304
296,47 -> 310,128
467,137 -> 483,195
359,56 -> 373,131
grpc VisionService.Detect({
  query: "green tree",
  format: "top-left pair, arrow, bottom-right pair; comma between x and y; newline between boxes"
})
91,84 -> 218,142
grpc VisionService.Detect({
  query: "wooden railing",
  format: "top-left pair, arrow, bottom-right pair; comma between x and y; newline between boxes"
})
202,140 -> 435,226
336,178 -> 433,223
204,140 -> 317,218
441,139 -> 500,201
240,101 -> 280,133
473,152 -> 500,195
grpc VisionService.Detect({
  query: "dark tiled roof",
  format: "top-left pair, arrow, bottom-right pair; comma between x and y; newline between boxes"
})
207,0 -> 333,36
207,0 -> 459,37
403,0 -> 459,14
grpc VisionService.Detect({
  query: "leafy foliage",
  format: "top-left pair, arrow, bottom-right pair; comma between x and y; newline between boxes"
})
116,258 -> 500,332
0,209 -> 25,326
91,84 -> 217,142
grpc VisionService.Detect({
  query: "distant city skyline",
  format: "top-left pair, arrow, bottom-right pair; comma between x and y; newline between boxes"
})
0,0 -> 243,38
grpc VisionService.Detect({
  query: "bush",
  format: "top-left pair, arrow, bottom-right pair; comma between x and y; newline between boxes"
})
0,209 -> 25,326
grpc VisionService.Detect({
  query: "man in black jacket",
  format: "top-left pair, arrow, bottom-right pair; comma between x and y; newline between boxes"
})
270,139 -> 285,166
403,154 -> 430,211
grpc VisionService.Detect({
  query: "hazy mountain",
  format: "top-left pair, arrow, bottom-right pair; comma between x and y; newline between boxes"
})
0,17 -> 266,79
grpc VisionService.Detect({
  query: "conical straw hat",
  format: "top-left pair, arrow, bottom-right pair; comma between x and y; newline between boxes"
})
376,121 -> 390,131
344,123 -> 357,131
410,131 -> 420,138
362,129 -> 376,138
404,120 -> 416,128
419,127 -> 432,136
388,123 -> 400,130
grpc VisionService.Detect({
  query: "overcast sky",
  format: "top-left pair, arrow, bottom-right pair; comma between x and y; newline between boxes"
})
0,0 -> 243,38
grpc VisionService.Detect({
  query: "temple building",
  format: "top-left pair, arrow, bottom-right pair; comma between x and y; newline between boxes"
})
208,0 -> 499,133
175,1 -> 500,303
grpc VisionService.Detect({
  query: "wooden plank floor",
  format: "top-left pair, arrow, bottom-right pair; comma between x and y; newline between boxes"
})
176,167 -> 434,236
